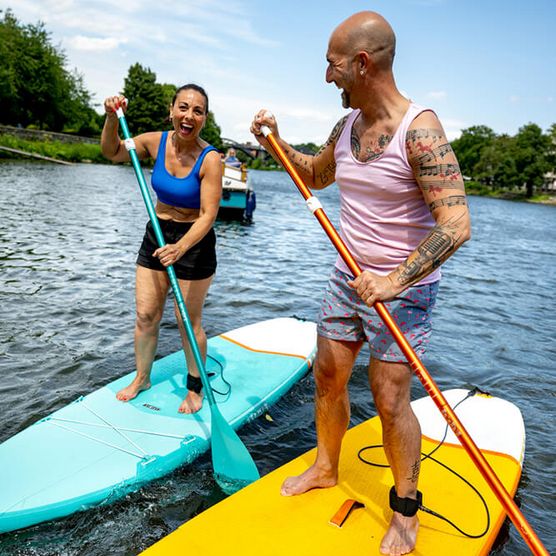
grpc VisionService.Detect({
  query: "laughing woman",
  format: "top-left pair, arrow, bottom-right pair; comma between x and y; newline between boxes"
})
101,84 -> 222,414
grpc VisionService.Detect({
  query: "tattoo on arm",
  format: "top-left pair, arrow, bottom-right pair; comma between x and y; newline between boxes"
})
317,115 -> 348,156
283,146 -> 310,176
428,195 -> 467,211
419,180 -> 465,194
396,214 -> 465,286
318,161 -> 336,185
419,163 -> 461,178
414,142 -> 454,164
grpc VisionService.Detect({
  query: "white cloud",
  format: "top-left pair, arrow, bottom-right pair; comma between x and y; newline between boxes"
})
426,90 -> 447,100
66,35 -> 126,52
509,95 -> 520,103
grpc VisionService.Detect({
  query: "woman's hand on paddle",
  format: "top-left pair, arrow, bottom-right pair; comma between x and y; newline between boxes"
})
348,271 -> 399,306
153,243 -> 185,267
104,95 -> 127,116
250,109 -> 279,148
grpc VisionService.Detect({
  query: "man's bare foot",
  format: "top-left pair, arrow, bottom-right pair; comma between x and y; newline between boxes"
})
116,376 -> 151,402
280,464 -> 337,496
380,513 -> 419,555
178,390 -> 204,414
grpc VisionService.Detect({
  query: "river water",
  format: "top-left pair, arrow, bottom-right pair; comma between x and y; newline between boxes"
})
0,162 -> 554,555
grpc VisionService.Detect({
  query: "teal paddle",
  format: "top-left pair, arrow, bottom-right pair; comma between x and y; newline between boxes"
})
114,101 -> 260,492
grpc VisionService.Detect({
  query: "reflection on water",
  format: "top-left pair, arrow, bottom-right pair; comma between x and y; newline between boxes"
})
0,161 -> 554,555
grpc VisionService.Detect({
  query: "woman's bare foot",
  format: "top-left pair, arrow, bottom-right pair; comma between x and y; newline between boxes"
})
380,513 -> 419,555
178,390 -> 204,414
116,375 -> 151,401
280,464 -> 337,496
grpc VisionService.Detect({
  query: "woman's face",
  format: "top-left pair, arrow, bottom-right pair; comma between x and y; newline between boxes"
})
171,89 -> 207,140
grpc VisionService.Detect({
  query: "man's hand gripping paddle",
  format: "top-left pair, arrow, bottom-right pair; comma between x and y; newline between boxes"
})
260,116 -> 548,556
114,100 -> 260,493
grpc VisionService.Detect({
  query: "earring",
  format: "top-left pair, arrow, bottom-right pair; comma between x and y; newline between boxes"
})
360,70 -> 365,76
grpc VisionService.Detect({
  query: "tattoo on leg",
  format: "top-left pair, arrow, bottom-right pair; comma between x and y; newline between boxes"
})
407,458 -> 420,484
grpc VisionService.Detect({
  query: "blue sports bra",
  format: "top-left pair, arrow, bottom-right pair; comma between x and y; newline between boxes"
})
151,131 -> 217,209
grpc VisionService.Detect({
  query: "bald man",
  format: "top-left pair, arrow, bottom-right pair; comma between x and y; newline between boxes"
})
251,11 -> 470,556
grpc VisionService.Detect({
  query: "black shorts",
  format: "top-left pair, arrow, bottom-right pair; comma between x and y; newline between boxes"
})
136,220 -> 217,280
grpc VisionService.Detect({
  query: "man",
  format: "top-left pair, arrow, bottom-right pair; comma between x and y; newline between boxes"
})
250,11 -> 471,556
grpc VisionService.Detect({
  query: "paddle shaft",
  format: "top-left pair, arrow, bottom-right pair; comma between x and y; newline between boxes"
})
262,129 -> 548,556
115,107 -> 216,404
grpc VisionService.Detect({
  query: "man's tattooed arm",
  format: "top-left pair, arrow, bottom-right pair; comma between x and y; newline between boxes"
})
388,116 -> 471,291
313,115 -> 348,188
394,214 -> 466,287
271,115 -> 347,190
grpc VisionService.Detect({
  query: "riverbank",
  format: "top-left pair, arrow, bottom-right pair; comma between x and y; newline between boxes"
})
0,133 -> 105,164
465,181 -> 556,205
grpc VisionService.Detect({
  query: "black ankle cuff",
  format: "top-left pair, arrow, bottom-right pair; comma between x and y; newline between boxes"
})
186,373 -> 203,394
389,486 -> 422,517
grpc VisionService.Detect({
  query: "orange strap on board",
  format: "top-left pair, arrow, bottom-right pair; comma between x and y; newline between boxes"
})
329,499 -> 365,528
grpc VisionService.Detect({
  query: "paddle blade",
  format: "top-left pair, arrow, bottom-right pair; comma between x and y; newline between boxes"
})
210,409 -> 260,494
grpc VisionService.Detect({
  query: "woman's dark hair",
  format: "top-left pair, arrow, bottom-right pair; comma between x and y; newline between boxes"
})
172,84 -> 209,114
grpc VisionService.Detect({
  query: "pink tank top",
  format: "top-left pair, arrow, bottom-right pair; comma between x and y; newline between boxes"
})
333,103 -> 441,285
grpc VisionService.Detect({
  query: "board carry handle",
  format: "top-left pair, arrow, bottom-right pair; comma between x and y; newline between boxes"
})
113,101 -> 259,489
260,124 -> 548,556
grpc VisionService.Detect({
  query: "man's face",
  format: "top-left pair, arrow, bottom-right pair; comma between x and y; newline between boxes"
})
325,39 -> 356,109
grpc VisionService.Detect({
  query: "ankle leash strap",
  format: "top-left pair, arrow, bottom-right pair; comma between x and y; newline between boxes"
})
389,486 -> 423,517
186,373 -> 203,394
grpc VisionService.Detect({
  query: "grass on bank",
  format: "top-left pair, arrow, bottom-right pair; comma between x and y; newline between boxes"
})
0,133 -> 105,163
465,180 -> 555,204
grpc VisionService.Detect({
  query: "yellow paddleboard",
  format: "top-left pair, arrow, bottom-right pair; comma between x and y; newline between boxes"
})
141,389 -> 524,556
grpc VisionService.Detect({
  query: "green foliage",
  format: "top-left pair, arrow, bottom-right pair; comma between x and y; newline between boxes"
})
0,9 -> 99,135
452,123 -> 554,198
292,142 -> 320,154
451,125 -> 496,177
200,111 -> 223,150
122,63 -> 169,135
0,133 -> 104,163
513,123 -> 551,197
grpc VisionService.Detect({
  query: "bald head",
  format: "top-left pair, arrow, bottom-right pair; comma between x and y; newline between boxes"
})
330,11 -> 396,71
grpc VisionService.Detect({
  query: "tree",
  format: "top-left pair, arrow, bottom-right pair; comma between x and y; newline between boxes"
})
546,123 -> 556,174
513,123 -> 551,197
293,142 -> 320,155
474,134 -> 519,189
451,125 -> 496,178
0,9 -> 100,134
200,111 -> 223,151
122,63 -> 168,135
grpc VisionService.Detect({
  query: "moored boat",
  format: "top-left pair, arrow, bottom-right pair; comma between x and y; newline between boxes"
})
219,162 -> 256,222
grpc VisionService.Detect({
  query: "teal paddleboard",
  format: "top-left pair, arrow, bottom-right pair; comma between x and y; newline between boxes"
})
0,317 -> 317,533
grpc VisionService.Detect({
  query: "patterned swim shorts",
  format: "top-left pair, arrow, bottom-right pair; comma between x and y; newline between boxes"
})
317,267 -> 439,362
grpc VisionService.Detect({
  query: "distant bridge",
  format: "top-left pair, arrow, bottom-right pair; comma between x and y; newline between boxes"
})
221,137 -> 270,160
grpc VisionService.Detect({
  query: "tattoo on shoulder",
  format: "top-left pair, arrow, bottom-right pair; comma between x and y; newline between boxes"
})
406,128 -> 445,143
317,115 -> 349,155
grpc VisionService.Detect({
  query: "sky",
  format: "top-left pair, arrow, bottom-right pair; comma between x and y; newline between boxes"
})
2,0 -> 555,144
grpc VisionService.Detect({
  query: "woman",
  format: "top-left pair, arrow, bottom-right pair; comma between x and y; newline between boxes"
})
101,84 -> 221,414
